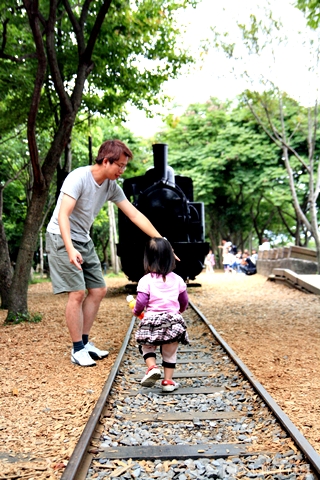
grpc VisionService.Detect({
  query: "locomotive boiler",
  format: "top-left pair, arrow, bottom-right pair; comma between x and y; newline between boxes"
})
117,143 -> 209,282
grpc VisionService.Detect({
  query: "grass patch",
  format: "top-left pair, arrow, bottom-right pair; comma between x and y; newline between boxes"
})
29,274 -> 51,285
5,311 -> 42,325
105,271 -> 126,278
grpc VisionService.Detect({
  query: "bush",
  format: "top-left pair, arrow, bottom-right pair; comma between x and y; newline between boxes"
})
5,311 -> 42,325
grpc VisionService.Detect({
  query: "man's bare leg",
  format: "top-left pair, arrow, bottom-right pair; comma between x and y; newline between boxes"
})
82,286 -> 107,335
66,290 -> 86,342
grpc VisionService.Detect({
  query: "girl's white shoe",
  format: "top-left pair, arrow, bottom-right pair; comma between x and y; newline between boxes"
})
141,365 -> 161,387
161,379 -> 180,392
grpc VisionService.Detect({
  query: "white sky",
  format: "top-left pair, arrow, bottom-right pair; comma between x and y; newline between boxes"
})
124,0 -> 318,138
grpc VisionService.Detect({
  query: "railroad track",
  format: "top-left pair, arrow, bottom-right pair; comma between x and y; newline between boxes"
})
61,300 -> 320,480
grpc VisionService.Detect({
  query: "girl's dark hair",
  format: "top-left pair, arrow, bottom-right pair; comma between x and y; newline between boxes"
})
143,238 -> 176,280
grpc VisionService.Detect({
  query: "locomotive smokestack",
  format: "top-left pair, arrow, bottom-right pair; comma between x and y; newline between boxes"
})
152,143 -> 168,182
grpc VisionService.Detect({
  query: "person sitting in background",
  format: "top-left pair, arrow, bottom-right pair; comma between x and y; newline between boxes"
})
223,249 -> 236,273
239,252 -> 257,275
251,249 -> 258,265
259,237 -> 271,251
231,251 -> 242,273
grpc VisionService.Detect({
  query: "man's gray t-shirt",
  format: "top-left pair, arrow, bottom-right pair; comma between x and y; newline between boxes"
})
47,166 -> 126,242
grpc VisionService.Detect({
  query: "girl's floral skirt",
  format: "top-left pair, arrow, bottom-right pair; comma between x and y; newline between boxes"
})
135,312 -> 190,346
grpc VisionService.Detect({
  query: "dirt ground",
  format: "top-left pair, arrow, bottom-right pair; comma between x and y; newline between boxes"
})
0,271 -> 319,479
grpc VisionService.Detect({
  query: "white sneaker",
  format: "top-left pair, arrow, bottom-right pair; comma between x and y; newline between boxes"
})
85,342 -> 109,360
141,365 -> 161,387
71,348 -> 96,367
161,379 -> 180,392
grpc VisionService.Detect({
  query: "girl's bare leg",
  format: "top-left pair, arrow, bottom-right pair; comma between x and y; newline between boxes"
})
141,345 -> 158,368
162,342 -> 179,380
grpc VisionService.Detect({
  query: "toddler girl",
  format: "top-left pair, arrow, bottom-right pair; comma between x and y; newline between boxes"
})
133,237 -> 189,392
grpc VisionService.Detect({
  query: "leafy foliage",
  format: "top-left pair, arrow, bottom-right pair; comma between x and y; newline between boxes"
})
0,0 -> 200,316
296,0 -> 320,28
5,311 -> 42,325
155,96 -> 303,250
210,3 -> 320,268
0,0 -> 198,137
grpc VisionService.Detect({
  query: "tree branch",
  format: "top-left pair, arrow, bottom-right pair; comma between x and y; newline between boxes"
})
62,0 -> 86,54
262,99 -> 282,143
315,158 -> 320,199
0,13 -> 37,61
282,146 -> 312,231
276,206 -> 296,237
46,0 -> 73,115
80,0 -> 93,28
69,0 -> 113,111
22,0 -> 47,187
247,96 -> 310,172
288,121 -> 301,142
0,127 -> 26,146
246,99 -> 280,146
85,0 -> 112,61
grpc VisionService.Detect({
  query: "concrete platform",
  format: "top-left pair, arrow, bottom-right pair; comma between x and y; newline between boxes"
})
257,246 -> 318,277
268,268 -> 320,295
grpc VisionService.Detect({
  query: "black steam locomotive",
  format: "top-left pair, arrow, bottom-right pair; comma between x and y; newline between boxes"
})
117,143 -> 209,282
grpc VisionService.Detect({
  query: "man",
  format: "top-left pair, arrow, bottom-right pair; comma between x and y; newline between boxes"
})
46,139 -> 163,367
259,237 -> 271,251
239,252 -> 257,275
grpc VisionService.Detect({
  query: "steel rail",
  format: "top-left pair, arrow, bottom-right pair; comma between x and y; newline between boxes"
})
60,316 -> 137,480
189,299 -> 320,474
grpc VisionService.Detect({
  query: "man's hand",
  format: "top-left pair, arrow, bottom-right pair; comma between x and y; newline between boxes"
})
163,237 -> 180,261
69,248 -> 83,270
173,251 -> 180,262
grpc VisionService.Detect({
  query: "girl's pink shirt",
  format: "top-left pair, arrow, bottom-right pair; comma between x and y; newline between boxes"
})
136,272 -> 186,314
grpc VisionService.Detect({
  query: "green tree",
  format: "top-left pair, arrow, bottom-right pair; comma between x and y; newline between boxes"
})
155,98 -> 292,261
0,0 -> 198,318
242,89 -> 318,244
0,132 -> 30,308
296,0 -> 320,28
211,7 -> 320,270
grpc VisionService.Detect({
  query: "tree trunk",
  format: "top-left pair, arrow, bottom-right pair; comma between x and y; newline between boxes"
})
309,192 -> 320,274
294,220 -> 300,246
56,138 -> 72,201
4,0 -> 114,320
0,219 -> 13,309
6,121 -> 75,320
314,238 -> 320,275
88,135 -> 93,165
39,230 -> 44,277
7,183 -> 49,316
0,171 -> 29,310
248,231 -> 252,253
